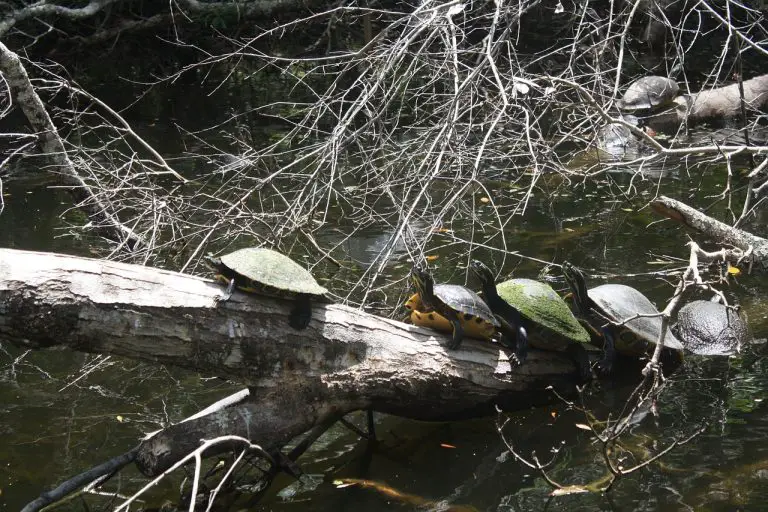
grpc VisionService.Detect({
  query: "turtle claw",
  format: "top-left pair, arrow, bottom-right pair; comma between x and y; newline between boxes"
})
596,327 -> 616,376
213,278 -> 235,305
594,358 -> 614,376
567,344 -> 593,382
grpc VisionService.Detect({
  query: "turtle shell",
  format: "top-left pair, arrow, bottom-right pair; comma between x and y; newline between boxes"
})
496,278 -> 591,351
674,300 -> 750,356
617,76 -> 679,112
433,284 -> 499,325
405,292 -> 497,340
588,284 -> 683,356
219,248 -> 328,297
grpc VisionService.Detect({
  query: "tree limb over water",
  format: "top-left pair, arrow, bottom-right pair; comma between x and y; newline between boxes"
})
0,248 -> 583,476
0,42 -> 142,248
651,195 -> 768,263
0,0 -> 327,41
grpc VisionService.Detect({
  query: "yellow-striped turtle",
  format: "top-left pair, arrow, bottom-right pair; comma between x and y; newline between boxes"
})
562,261 -> 683,374
404,292 -> 496,341
471,260 -> 593,380
409,265 -> 499,349
205,247 -> 328,329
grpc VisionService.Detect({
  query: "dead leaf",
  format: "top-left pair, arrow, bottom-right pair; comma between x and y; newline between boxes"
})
551,485 -> 590,496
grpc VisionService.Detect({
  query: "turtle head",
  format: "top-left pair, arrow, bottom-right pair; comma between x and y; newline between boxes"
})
203,253 -> 223,270
410,264 -> 434,300
562,261 -> 589,312
469,260 -> 494,286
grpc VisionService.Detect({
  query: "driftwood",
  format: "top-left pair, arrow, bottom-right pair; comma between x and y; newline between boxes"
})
647,74 -> 768,133
0,248 -> 584,477
651,195 -> 768,263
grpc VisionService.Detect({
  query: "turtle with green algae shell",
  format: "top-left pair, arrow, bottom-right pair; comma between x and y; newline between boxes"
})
409,265 -> 500,350
616,76 -> 680,114
470,260 -> 594,380
205,247 -> 329,330
673,300 -> 750,356
562,261 -> 684,374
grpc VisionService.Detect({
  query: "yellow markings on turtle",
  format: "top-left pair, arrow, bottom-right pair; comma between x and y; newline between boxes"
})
405,292 -> 494,340
411,310 -> 453,333
410,309 -> 495,341
404,293 -> 422,311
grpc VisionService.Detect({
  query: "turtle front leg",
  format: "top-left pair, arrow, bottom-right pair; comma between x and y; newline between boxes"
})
214,277 -> 236,303
496,316 -> 528,366
596,327 -> 616,375
290,293 -> 312,329
567,343 -> 593,382
507,308 -> 528,365
445,310 -> 465,350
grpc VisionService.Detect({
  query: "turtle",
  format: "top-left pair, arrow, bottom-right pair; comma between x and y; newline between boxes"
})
404,292 -> 497,341
409,265 -> 500,350
204,247 -> 329,330
470,260 -> 594,380
562,261 -> 684,374
673,300 -> 750,356
616,76 -> 680,113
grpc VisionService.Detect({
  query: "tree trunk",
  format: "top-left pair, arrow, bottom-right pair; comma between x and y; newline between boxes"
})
0,248 -> 583,476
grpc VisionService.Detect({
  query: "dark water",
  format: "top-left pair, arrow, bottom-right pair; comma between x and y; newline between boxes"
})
2,66 -> 768,512
3,159 -> 768,510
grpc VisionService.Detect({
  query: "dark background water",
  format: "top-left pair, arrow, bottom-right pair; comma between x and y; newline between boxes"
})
2,22 -> 768,512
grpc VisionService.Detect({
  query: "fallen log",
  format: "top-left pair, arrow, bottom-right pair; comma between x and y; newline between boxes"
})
651,195 -> 768,263
0,248 -> 582,477
646,74 -> 768,133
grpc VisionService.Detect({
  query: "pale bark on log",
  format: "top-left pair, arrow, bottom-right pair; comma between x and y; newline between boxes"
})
0,43 -> 142,248
646,74 -> 768,133
688,74 -> 768,120
651,195 -> 768,262
0,248 -> 582,476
